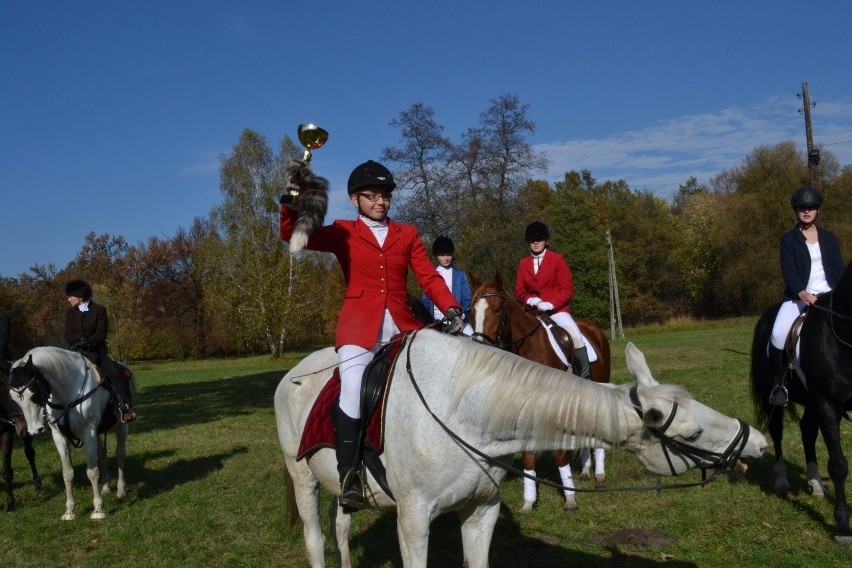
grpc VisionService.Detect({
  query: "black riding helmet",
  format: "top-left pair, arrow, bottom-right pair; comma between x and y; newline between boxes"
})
65,279 -> 93,301
790,186 -> 823,209
524,221 -> 550,243
347,160 -> 396,195
432,235 -> 454,256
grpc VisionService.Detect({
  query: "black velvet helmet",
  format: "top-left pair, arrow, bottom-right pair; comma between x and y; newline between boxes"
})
790,186 -> 823,209
524,221 -> 550,242
65,279 -> 92,301
347,160 -> 396,195
432,236 -> 455,255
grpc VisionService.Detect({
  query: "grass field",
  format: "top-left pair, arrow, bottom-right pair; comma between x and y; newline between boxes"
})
3,319 -> 851,567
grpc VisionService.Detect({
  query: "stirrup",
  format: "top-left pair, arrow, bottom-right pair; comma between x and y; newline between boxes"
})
769,385 -> 788,406
339,469 -> 366,510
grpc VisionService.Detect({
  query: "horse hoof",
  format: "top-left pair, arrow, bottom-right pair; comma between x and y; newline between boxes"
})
34,478 -> 43,491
807,479 -> 826,498
62,513 -> 76,521
834,533 -> 852,545
91,511 -> 106,520
580,470 -> 591,481
595,474 -> 605,489
774,481 -> 791,496
519,501 -> 535,513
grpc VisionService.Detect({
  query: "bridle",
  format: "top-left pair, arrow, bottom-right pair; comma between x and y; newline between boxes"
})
405,329 -> 752,494
470,291 -> 540,351
628,386 -> 750,479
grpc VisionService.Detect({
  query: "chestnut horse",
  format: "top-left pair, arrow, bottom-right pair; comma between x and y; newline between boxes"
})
469,275 -> 611,512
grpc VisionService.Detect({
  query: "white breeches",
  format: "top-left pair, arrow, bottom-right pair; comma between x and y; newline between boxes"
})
549,312 -> 597,363
337,309 -> 400,419
771,299 -> 806,350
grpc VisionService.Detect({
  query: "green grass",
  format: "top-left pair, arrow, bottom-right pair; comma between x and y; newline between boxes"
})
3,322 -> 852,567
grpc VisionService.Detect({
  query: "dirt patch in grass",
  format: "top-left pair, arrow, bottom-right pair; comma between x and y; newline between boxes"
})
587,528 -> 673,548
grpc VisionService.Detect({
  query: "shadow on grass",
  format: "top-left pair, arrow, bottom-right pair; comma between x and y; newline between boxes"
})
130,368 -> 291,434
350,502 -> 697,567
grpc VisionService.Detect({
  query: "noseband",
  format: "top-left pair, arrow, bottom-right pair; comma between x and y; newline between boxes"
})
629,385 -> 750,477
470,292 -> 511,349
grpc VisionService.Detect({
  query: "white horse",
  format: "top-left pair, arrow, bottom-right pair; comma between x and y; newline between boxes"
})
9,346 -> 129,520
275,329 -> 767,568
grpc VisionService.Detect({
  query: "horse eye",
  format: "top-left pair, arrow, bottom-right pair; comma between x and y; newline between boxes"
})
685,430 -> 703,442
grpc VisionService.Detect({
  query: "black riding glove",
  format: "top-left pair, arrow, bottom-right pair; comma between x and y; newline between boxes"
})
442,307 -> 464,335
70,336 -> 92,353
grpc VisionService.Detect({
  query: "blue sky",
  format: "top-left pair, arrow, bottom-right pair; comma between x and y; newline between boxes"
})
3,1 -> 852,277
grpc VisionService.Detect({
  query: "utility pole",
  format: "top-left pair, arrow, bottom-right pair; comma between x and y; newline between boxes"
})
799,82 -> 820,186
606,230 -> 624,340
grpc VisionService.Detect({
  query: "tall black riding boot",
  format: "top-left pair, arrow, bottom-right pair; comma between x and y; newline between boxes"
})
334,408 -> 365,509
767,345 -> 788,406
573,346 -> 592,381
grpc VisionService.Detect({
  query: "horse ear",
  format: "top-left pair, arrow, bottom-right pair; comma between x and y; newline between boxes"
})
468,272 -> 482,291
625,343 -> 659,386
495,272 -> 504,288
25,354 -> 33,368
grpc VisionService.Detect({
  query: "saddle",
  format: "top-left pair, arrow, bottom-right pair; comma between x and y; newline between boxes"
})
297,336 -> 407,499
536,314 -> 576,371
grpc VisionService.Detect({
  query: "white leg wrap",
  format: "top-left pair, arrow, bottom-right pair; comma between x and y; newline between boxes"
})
558,464 -> 575,497
523,469 -> 537,503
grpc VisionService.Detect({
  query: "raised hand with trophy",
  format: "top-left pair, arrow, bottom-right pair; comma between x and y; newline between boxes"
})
282,123 -> 329,252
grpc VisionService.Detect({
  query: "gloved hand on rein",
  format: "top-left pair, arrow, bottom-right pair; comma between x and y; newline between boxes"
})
442,307 -> 464,334
526,297 -> 542,308
537,301 -> 554,311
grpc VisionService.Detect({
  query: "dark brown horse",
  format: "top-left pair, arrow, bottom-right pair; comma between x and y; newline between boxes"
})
468,275 -> 611,512
1,361 -> 42,511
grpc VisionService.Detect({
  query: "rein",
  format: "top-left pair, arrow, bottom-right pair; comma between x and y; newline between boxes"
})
810,293 -> 852,349
404,330 -> 750,496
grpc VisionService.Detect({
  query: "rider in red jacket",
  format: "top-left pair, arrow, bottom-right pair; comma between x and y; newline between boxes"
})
514,221 -> 592,380
280,159 -> 463,509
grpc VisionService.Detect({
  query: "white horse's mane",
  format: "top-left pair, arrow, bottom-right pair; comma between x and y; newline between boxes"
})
447,339 -> 694,447
14,346 -> 87,385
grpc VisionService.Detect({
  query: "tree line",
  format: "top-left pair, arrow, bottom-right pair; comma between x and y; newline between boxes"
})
1,94 -> 850,360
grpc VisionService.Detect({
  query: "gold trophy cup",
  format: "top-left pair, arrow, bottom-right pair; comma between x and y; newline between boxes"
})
297,123 -> 329,163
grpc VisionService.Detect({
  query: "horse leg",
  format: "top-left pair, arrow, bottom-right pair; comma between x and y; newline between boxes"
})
285,456 -> 327,568
2,431 -> 13,511
50,428 -> 77,520
329,499 -> 354,568
22,433 -> 42,490
458,495 -> 501,568
97,433 -> 111,495
396,498 -> 433,568
520,451 -> 537,512
800,408 -> 827,497
114,424 -> 128,498
767,408 -> 790,495
813,400 -> 851,542
553,450 -> 577,513
580,448 -> 605,487
83,431 -> 106,520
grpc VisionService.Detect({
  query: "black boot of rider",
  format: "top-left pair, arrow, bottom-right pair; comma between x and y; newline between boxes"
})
767,345 -> 788,406
573,346 -> 592,381
334,408 -> 365,509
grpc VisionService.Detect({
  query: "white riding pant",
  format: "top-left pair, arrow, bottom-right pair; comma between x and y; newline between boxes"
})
337,309 -> 400,419
771,299 -> 806,350
549,312 -> 597,363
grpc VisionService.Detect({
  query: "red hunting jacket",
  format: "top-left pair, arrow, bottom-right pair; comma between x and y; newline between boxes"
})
280,206 -> 460,349
514,249 -> 575,315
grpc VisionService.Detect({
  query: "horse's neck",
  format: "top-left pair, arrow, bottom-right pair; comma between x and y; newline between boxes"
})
509,307 -> 563,368
43,351 -> 93,402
